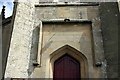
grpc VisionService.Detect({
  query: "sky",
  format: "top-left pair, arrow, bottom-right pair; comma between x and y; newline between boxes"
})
0,0 -> 14,18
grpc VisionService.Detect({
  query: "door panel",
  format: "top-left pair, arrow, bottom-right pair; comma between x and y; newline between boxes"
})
54,54 -> 80,80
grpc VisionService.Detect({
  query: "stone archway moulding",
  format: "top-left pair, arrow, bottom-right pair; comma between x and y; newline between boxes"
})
49,45 -> 88,78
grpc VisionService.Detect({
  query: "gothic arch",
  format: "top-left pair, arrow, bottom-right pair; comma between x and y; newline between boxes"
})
50,45 -> 88,78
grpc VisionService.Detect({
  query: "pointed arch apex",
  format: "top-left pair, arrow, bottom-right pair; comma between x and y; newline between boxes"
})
50,44 -> 88,62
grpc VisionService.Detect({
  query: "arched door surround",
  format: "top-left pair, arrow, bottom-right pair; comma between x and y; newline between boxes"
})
50,45 -> 88,78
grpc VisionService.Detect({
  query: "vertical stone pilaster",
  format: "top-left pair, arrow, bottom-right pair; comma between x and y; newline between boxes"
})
91,13 -> 106,78
5,1 -> 37,78
92,19 -> 105,64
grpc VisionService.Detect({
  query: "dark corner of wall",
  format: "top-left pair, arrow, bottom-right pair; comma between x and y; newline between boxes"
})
99,2 -> 119,78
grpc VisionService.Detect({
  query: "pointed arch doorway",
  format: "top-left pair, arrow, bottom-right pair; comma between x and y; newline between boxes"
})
50,45 -> 88,79
53,54 -> 80,80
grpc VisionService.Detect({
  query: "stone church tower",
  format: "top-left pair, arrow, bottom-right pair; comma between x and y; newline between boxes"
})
3,0 -> 119,79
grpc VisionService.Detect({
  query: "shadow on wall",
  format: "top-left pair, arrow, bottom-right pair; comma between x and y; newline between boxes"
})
99,2 -> 119,78
28,26 -> 40,76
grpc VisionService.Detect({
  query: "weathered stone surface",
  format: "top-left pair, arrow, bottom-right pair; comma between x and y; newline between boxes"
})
2,23 -> 12,79
39,0 -> 82,2
35,6 -> 88,20
5,2 -> 36,78
35,5 -> 105,65
39,0 -> 53,2
32,23 -> 96,78
100,2 -> 119,78
33,4 -> 106,78
118,0 -> 120,11
58,0 -> 81,2
5,1 -> 119,79
0,14 -> 2,80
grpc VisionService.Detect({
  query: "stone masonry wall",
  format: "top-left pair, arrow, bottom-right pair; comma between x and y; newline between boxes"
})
32,4 -> 106,78
2,22 -> 12,78
118,0 -> 120,11
100,2 -> 119,78
35,6 -> 99,21
39,0 -> 81,2
0,14 -> 2,80
5,1 -> 36,78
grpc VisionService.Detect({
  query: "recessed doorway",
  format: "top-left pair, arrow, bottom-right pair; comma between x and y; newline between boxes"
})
53,54 -> 80,80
